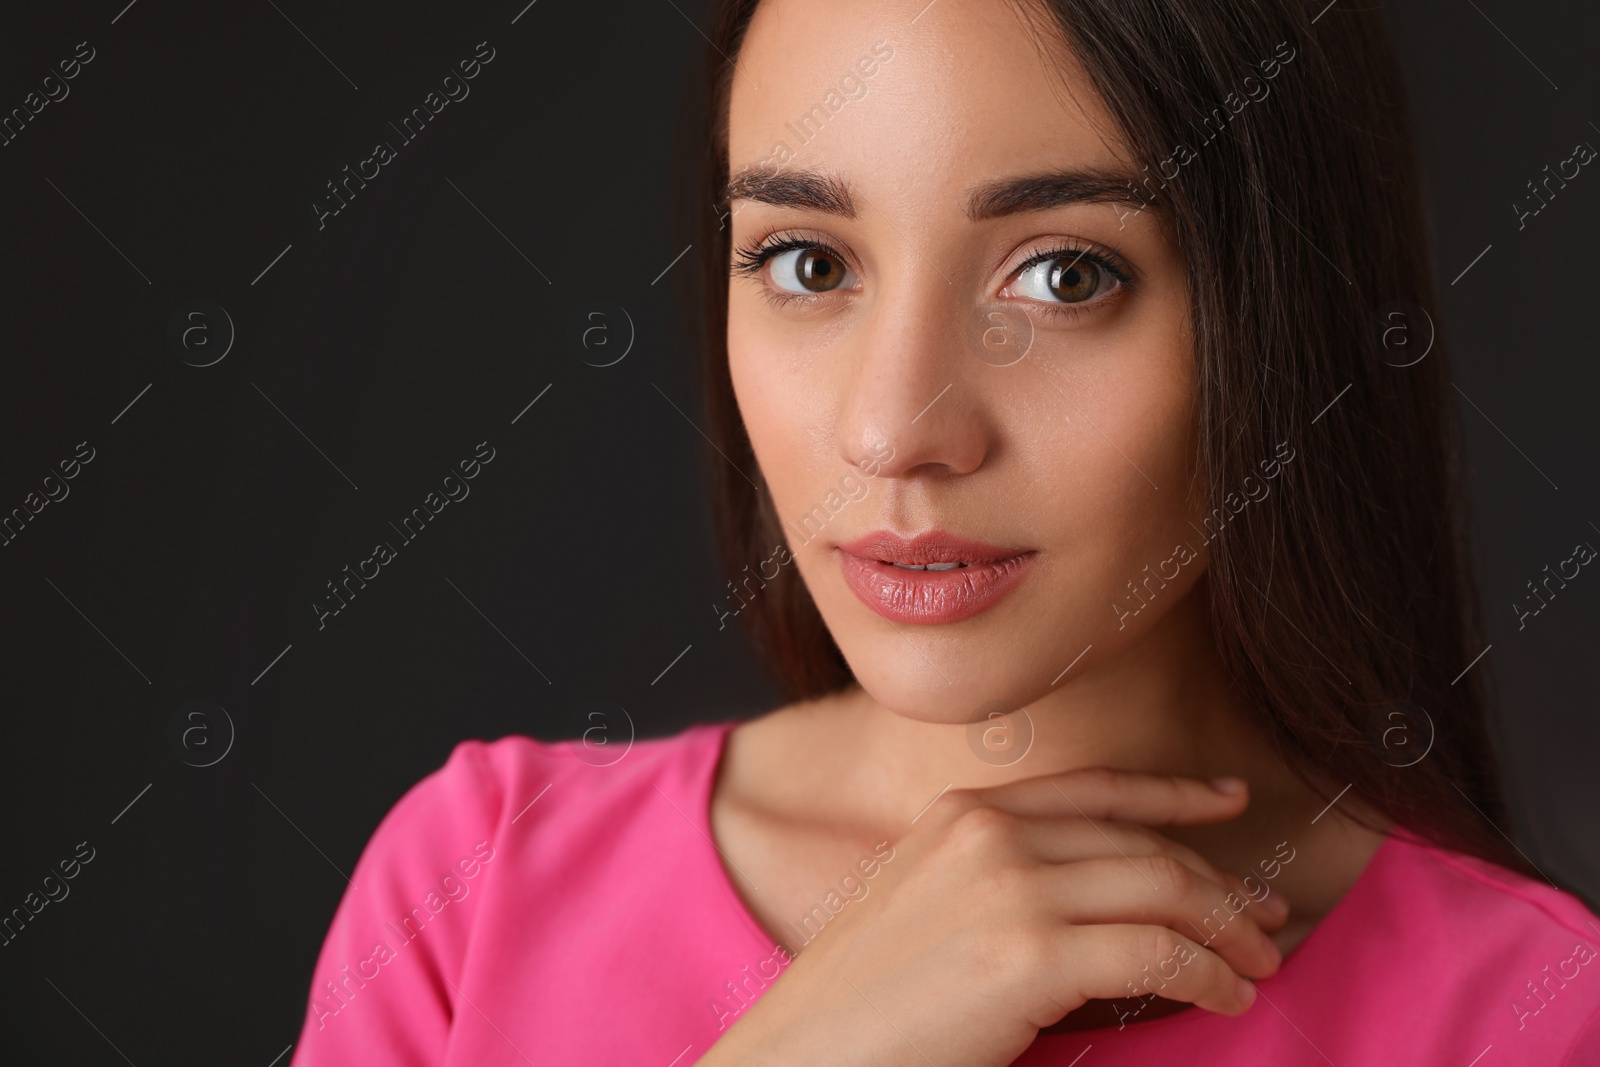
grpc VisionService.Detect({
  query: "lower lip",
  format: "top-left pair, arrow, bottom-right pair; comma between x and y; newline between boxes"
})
837,551 -> 1037,625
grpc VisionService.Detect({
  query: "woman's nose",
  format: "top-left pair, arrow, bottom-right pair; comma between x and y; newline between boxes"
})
836,283 -> 998,480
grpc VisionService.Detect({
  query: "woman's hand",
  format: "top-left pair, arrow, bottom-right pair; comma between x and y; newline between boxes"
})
697,768 -> 1288,1067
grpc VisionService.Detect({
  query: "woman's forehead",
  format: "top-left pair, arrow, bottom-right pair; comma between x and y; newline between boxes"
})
727,0 -> 1130,199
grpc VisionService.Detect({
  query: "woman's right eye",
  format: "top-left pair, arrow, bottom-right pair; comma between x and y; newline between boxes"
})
768,246 -> 856,294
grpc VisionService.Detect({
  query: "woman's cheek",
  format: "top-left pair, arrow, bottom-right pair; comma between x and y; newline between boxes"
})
1040,327 -> 1200,615
728,317 -> 816,544
728,310 -> 790,460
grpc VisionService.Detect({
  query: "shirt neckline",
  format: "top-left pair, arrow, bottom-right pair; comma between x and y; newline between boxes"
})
695,717 -> 798,955
689,714 -> 1406,1027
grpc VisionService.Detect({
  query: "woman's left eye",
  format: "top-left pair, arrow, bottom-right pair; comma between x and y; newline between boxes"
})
1006,252 -> 1122,305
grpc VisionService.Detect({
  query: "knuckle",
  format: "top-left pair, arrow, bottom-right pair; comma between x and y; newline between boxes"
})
932,786 -> 980,821
1136,926 -> 1187,971
1143,853 -> 1194,897
947,803 -> 1014,847
916,788 -> 975,837
942,785 -> 978,808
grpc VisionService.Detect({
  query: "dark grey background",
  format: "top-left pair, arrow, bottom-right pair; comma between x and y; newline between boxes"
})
0,1 -> 1593,1062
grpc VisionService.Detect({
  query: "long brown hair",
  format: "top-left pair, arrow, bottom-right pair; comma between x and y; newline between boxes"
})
679,0 -> 1548,883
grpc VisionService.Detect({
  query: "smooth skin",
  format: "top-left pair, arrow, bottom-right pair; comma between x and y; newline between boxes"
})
704,0 -> 1392,1062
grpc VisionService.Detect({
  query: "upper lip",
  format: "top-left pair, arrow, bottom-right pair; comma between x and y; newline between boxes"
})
836,529 -> 1034,566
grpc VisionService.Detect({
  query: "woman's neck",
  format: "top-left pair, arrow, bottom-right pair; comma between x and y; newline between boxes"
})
771,579 -> 1389,917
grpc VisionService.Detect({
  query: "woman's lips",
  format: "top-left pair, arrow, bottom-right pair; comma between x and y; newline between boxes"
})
835,530 -> 1037,625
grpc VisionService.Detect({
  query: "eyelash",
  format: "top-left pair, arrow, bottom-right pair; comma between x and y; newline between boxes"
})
729,232 -> 853,311
729,230 -> 1138,319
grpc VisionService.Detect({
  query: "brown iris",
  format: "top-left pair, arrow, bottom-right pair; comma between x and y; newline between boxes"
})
1047,258 -> 1100,302
793,248 -> 846,292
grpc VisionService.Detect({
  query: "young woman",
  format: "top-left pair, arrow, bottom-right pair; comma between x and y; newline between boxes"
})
291,0 -> 1600,1063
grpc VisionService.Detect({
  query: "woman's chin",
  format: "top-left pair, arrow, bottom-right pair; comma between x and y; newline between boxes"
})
842,663 -> 1048,729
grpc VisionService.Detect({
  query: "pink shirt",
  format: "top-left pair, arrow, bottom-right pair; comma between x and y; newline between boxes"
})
290,719 -> 1600,1065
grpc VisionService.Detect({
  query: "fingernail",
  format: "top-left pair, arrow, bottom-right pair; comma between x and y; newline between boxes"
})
1236,976 -> 1257,1007
1210,776 -> 1247,794
1259,930 -> 1282,965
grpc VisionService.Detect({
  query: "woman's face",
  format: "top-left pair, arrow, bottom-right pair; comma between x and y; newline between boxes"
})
726,0 -> 1205,724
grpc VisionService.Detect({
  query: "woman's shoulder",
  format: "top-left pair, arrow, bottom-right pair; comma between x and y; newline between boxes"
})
397,716 -> 743,832
1345,831 -> 1600,1060
289,717 -> 746,1060
1375,830 -> 1599,948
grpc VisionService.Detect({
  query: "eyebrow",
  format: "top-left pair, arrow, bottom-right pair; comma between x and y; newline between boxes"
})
965,167 -> 1152,220
722,166 -> 1154,221
723,170 -> 856,217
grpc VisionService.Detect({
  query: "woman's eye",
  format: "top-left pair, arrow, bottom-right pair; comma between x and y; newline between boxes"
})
1009,254 -> 1117,304
769,246 -> 854,294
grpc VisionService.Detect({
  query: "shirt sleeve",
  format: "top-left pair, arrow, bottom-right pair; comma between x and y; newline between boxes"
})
288,739 -> 506,1067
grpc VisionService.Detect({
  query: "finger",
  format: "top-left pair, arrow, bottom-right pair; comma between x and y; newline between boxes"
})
1004,817 -> 1292,933
926,803 -> 1293,943
973,767 -> 1252,828
1038,856 -> 1283,979
1241,876 -> 1291,931
1048,923 -> 1258,1018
